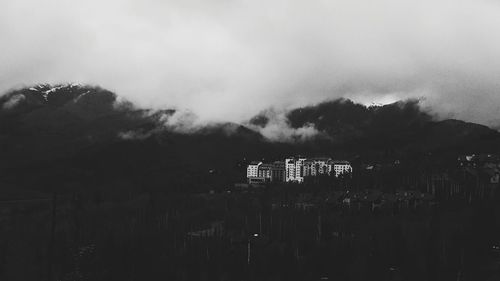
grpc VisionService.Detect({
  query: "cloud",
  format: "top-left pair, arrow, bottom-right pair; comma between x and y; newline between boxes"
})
247,109 -> 323,142
118,130 -> 152,140
2,94 -> 26,109
259,121 -> 320,143
2,0 -> 500,127
161,109 -> 202,134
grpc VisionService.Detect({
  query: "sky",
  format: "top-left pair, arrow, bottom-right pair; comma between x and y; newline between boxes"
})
2,0 -> 500,128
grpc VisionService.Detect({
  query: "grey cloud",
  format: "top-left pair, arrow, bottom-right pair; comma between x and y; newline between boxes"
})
246,109 -> 324,142
2,94 -> 25,110
2,0 -> 500,127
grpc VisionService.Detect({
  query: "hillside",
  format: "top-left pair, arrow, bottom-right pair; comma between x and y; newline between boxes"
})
1,84 -> 499,192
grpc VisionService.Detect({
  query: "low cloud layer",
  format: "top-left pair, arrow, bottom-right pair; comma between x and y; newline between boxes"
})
247,109 -> 323,142
2,0 -> 500,127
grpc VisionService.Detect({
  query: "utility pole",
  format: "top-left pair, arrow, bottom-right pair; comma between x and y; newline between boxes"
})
247,240 -> 251,265
259,212 -> 262,234
317,213 -> 322,243
47,192 -> 57,281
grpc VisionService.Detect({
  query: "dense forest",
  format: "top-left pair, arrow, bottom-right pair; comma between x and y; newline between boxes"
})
1,168 -> 500,281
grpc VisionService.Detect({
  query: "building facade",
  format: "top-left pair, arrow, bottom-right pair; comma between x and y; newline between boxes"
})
285,157 -> 307,183
257,164 -> 273,180
332,160 -> 352,177
271,161 -> 285,182
247,157 -> 352,184
303,157 -> 331,177
247,161 -> 262,179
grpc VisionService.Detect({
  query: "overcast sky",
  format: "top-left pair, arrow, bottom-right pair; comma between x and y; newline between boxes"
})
2,0 -> 500,127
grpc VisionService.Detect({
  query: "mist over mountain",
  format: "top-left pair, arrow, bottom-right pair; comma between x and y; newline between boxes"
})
3,0 -> 500,128
1,84 -> 499,192
250,98 -> 498,149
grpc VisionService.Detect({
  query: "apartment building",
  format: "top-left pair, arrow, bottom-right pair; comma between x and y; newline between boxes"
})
247,156 -> 352,184
332,160 -> 353,177
246,161 -> 262,178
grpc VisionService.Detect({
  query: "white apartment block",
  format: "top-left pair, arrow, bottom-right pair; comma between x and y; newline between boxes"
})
246,161 -> 262,178
257,164 -> 273,180
303,158 -> 331,177
332,161 -> 352,177
285,157 -> 307,183
247,157 -> 352,184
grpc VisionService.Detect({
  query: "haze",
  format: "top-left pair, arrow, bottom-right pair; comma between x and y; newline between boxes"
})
2,0 -> 500,127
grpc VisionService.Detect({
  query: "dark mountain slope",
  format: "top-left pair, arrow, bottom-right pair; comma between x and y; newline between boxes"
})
282,99 -> 500,153
0,85 -> 271,191
1,84 -> 499,192
0,84 -> 164,166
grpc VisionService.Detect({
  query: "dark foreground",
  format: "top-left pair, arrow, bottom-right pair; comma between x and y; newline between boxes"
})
1,181 -> 500,281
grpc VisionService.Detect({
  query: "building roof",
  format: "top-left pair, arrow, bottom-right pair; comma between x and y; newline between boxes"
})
331,160 -> 350,165
310,157 -> 332,162
249,161 -> 262,165
285,156 -> 307,160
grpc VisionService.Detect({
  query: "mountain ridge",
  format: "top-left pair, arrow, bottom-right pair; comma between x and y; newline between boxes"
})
1,84 -> 499,191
